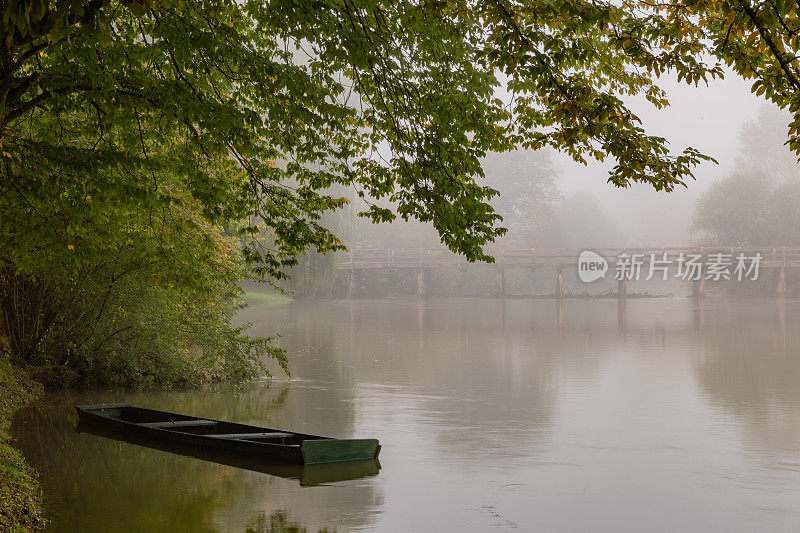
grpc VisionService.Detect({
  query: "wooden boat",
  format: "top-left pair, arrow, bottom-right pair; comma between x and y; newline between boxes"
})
75,404 -> 381,465
76,421 -> 380,485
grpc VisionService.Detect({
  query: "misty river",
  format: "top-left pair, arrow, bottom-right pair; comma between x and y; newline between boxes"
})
11,296 -> 800,531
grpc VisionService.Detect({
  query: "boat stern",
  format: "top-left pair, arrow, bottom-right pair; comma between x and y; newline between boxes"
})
300,438 -> 380,464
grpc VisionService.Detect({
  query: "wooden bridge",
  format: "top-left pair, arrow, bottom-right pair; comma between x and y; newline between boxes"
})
338,247 -> 800,298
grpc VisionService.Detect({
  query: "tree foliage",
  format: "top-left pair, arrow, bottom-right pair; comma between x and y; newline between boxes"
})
692,172 -> 771,246
659,0 -> 800,155
694,172 -> 800,246
0,0 -> 722,265
0,0 -> 792,379
483,149 -> 561,247
736,105 -> 799,181
537,192 -> 623,248
693,106 -> 800,247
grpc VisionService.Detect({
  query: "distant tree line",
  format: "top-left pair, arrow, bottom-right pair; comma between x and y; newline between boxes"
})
693,107 -> 800,248
285,149 -> 626,299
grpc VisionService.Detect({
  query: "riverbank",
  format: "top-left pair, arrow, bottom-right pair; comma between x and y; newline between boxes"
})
0,359 -> 43,531
0,287 -> 285,531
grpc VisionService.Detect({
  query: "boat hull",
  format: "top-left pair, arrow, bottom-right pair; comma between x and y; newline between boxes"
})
76,421 -> 380,485
75,404 -> 380,465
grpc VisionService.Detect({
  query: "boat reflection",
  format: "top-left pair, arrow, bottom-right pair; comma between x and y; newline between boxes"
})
76,421 -> 380,487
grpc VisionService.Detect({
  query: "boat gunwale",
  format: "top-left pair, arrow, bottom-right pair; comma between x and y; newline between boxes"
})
75,404 -> 325,441
75,404 -> 380,465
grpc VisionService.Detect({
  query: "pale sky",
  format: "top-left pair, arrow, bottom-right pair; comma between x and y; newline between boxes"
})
551,69 -> 774,246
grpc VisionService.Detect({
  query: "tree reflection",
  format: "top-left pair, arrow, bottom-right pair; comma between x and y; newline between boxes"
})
694,299 -> 800,454
12,381 -> 382,532
241,299 -> 624,469
246,511 -> 334,533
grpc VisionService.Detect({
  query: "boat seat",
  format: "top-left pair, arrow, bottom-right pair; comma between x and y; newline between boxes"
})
207,432 -> 293,440
140,420 -> 218,428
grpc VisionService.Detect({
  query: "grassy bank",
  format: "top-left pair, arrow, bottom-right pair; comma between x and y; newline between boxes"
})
0,360 -> 43,532
243,287 -> 292,307
0,286 -> 287,532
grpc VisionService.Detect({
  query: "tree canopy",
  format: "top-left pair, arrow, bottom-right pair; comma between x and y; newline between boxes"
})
0,0 -> 725,264
0,0 -> 798,380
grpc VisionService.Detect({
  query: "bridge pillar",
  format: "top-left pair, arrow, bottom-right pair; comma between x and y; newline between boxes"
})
556,267 -> 564,299
347,268 -> 355,299
417,268 -> 427,298
693,305 -> 705,331
777,266 -> 786,297
557,298 -> 564,334
692,277 -> 705,300
348,268 -> 364,299
497,268 -> 506,298
778,298 -> 787,353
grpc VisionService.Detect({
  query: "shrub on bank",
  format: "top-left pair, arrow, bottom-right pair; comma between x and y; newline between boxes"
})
0,184 -> 287,387
0,359 -> 43,532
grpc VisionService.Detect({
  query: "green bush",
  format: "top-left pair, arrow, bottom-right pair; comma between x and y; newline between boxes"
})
0,169 -> 286,386
0,359 -> 43,532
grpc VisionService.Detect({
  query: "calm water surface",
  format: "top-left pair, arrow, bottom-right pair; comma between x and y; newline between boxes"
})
13,297 -> 800,531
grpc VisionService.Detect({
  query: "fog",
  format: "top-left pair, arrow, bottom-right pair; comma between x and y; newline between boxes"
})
553,72 -> 765,246
553,71 -> 793,246
342,69 -> 795,251
284,68 -> 800,300
313,48 -> 786,250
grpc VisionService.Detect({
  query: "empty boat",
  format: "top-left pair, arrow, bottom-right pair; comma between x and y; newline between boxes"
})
75,404 -> 381,465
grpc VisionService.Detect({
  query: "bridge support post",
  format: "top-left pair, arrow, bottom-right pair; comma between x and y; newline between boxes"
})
347,250 -> 356,299
777,246 -> 787,297
618,296 -> 627,337
416,248 -> 427,298
348,268 -> 363,299
557,298 -> 564,334
692,306 -> 705,331
777,266 -> 786,297
347,268 -> 366,300
347,268 -> 354,299
417,268 -> 426,298
693,277 -> 705,300
778,298 -> 787,353
497,268 -> 506,298
556,267 -> 564,299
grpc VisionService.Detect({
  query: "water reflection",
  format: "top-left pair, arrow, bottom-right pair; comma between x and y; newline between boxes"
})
13,297 -> 800,531
75,422 -> 380,486
14,383 -> 383,532
694,299 -> 800,456
244,298 -> 800,530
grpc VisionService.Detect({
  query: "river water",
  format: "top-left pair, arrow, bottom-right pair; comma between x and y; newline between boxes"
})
12,297 -> 800,532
